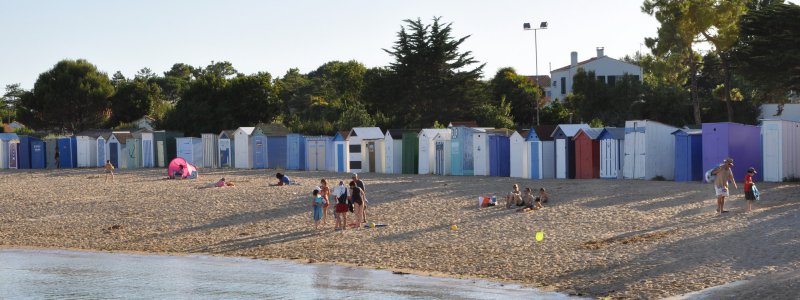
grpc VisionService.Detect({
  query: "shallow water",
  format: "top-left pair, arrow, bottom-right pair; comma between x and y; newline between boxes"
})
0,249 -> 578,299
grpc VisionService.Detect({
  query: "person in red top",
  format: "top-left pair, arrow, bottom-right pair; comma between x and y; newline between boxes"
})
744,167 -> 757,212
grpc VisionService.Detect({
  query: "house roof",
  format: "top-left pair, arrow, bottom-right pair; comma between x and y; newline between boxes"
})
599,127 -> 626,140
419,128 -> 450,138
526,125 -> 557,141
486,128 -> 514,137
518,130 -> 530,139
0,133 -> 19,141
76,129 -> 111,138
235,127 -> 256,136
255,123 -> 290,136
671,128 -> 702,136
551,55 -> 640,73
334,130 -> 350,141
386,129 -> 406,139
575,128 -> 604,140
523,75 -> 552,87
112,132 -> 133,143
219,130 -> 236,139
551,124 -> 590,138
433,131 -> 452,140
350,127 -> 384,140
448,121 -> 479,128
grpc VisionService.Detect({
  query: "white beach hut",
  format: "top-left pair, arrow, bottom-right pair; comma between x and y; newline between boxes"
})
96,133 -> 107,167
0,133 -> 20,169
75,135 -> 97,168
623,120 -> 677,180
305,136 -> 331,171
761,119 -> 800,182
433,131 -> 452,175
419,128 -> 450,175
112,132 -> 132,169
201,133 -> 218,168
551,124 -> 590,179
133,129 -> 155,168
526,126 -> 556,179
509,130 -> 529,178
348,127 -> 384,173
383,129 -> 404,174
176,137 -> 203,166
233,127 -> 255,169
472,130 -> 491,176
599,128 -> 626,179
218,130 -> 234,168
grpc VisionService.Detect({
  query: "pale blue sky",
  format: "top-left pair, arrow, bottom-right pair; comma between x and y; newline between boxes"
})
2,0 -> 662,90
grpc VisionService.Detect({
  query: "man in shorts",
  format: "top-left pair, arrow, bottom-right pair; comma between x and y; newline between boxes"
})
713,158 -> 737,214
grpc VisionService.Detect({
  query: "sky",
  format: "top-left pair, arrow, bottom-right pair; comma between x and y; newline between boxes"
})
1,0 -> 663,90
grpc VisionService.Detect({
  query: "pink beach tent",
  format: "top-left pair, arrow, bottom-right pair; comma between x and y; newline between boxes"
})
167,157 -> 199,179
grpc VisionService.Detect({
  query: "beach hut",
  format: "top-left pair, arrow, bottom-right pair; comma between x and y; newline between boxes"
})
56,136 -> 78,169
106,132 -> 122,168
0,133 -> 20,169
449,127 -> 476,176
472,131 -> 490,176
598,128 -> 626,179
623,120 -> 677,180
348,127 -> 385,173
114,132 -> 133,169
333,131 -> 350,173
509,130 -> 529,178
234,127 -> 255,169
433,131 -> 452,175
419,128 -> 450,175
250,131 -> 267,169
218,130 -> 235,168
96,134 -> 107,167
401,132 -> 418,174
527,125 -> 557,179
31,138 -> 46,169
573,128 -> 604,179
552,124 -> 590,179
702,122 -> 762,182
256,123 -> 290,170
287,133 -> 306,170
75,135 -> 98,168
305,136 -> 331,171
762,120 -> 800,182
17,135 -> 43,169
489,130 -> 511,177
200,133 -> 218,168
126,135 -> 142,169
45,138 -> 57,169
152,130 -> 184,168
134,129 -> 155,168
672,129 -> 703,182
176,137 -> 203,167
383,130 -> 404,174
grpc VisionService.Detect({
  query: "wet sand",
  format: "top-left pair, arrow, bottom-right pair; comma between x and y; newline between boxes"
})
1,168 -> 798,299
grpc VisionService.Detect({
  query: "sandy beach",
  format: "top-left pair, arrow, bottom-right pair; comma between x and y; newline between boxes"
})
1,168 -> 798,298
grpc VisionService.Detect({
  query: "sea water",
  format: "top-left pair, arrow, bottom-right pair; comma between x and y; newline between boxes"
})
0,249 -> 579,299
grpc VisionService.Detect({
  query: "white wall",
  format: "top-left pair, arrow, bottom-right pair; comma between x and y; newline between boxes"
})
551,56 -> 642,101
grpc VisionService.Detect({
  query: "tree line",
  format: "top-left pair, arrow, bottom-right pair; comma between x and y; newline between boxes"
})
3,3 -> 798,135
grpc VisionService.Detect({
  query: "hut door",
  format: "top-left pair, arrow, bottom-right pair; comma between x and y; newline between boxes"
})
316,142 -> 325,171
763,124 -> 780,181
555,139 -> 566,178
157,141 -> 165,167
143,140 -> 152,167
633,131 -> 646,179
109,142 -> 118,168
367,142 -> 375,172
530,142 -> 540,179
435,142 -> 444,175
337,144 -> 345,172
9,142 -> 18,169
97,140 -> 105,167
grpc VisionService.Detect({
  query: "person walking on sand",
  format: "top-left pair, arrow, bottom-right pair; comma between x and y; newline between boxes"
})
744,167 -> 757,212
319,179 -> 331,224
104,160 -> 115,183
312,189 -> 324,230
54,148 -> 60,169
506,184 -> 522,208
713,158 -> 738,214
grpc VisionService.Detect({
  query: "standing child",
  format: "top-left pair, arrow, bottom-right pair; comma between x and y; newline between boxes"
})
104,160 -> 115,183
334,181 -> 349,231
744,167 -> 757,212
312,189 -> 324,230
320,179 -> 330,224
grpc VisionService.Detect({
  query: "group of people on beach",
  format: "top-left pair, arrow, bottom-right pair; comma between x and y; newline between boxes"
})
711,157 -> 759,214
505,184 -> 549,212
311,173 -> 368,230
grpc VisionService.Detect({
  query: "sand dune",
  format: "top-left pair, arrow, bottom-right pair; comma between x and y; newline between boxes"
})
1,168 -> 798,299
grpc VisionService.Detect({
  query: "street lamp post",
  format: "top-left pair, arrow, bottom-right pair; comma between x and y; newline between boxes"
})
524,21 -> 547,125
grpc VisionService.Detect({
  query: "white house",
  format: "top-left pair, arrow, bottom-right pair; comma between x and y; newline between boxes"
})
550,47 -> 642,101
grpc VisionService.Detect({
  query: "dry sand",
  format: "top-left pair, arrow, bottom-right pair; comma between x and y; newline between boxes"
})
1,168 -> 798,299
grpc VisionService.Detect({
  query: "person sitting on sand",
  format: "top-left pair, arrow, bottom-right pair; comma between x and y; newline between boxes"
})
537,188 -> 549,206
104,160 -> 115,183
172,165 -> 184,179
273,172 -> 293,186
517,187 -> 537,212
506,184 -> 522,208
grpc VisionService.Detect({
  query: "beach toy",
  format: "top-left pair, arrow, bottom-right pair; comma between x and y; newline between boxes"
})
535,231 -> 544,242
451,224 -> 458,231
369,222 -> 376,228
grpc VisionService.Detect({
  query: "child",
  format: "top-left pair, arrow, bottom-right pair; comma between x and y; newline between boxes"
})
744,167 -> 757,212
506,184 -> 522,208
334,181 -> 349,231
215,178 -> 227,188
104,160 -> 115,183
537,188 -> 550,207
312,189 -> 324,229
517,187 -> 536,212
274,173 -> 292,186
320,179 -> 330,224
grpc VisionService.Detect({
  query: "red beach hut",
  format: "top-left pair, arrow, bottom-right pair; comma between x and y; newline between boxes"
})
573,128 -> 603,179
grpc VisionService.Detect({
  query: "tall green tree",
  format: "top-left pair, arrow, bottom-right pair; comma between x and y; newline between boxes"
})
1,84 -> 25,124
489,67 -> 543,127
109,77 -> 163,126
17,59 -> 113,132
734,2 -> 799,103
382,17 -> 486,128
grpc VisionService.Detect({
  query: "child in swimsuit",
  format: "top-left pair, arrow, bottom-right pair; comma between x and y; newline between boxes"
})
312,189 -> 324,230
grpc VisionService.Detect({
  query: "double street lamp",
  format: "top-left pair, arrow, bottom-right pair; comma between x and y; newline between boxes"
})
524,21 -> 547,125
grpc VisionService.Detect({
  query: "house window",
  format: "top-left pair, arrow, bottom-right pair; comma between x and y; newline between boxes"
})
349,144 -> 361,153
607,75 -> 617,87
560,77 -> 566,94
553,80 -> 557,87
350,161 -> 362,169
597,76 -> 606,84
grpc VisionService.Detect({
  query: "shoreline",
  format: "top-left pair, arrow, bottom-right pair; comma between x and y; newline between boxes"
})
1,168 -> 799,298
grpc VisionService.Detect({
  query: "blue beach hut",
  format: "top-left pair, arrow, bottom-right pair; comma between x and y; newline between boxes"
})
17,135 -> 42,169
252,132 -> 268,169
527,125 -> 556,179
287,133 -> 306,170
488,131 -> 511,177
672,129 -> 703,181
56,136 -> 78,168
